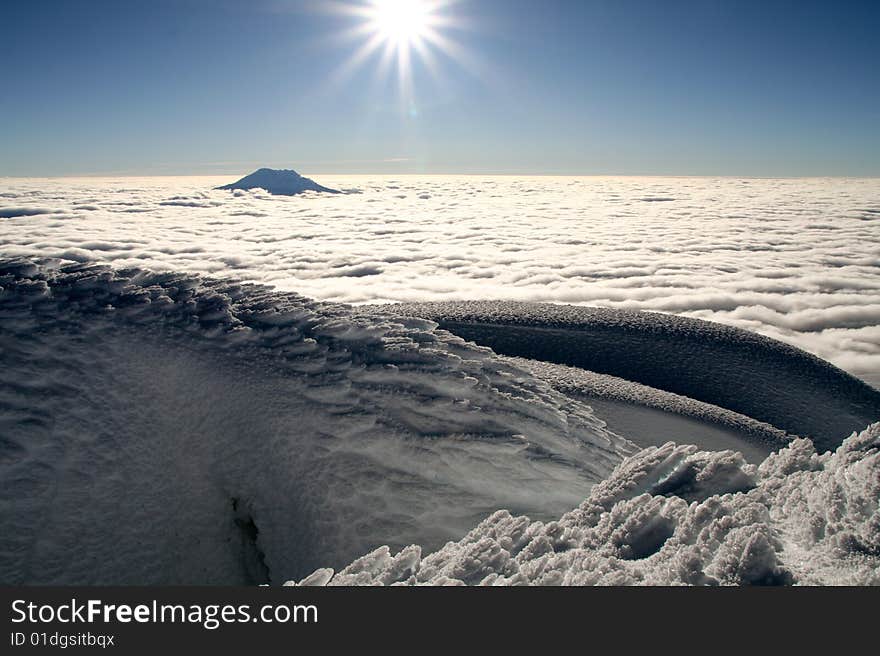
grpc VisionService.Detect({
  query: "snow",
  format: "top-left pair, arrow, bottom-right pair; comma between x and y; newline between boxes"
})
506,355 -> 792,451
215,168 -> 339,196
374,301 -> 880,452
289,422 -> 880,586
0,258 -> 632,584
1,174 -> 878,586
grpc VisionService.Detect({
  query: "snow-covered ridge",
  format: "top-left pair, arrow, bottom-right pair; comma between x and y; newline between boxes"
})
215,168 -> 339,195
288,422 -> 880,586
2,258 -> 876,585
374,301 -> 880,452
0,258 -> 631,584
505,356 -> 792,447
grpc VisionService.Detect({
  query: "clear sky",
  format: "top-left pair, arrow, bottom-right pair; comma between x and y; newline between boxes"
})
1,0 -> 878,176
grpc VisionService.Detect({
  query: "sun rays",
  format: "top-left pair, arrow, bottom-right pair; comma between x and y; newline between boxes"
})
326,0 -> 471,106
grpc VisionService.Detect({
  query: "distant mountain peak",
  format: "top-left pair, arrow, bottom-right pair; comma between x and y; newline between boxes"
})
216,168 -> 339,196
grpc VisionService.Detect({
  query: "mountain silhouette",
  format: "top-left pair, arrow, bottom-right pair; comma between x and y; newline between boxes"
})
216,168 -> 339,195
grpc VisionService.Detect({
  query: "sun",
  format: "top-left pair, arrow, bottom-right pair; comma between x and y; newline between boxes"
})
327,0 -> 473,106
370,0 -> 432,44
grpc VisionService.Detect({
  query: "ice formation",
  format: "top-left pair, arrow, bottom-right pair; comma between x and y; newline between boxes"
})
215,168 -> 339,195
378,301 -> 880,452
0,258 -> 630,584
1,257 -> 877,586
289,423 -> 880,586
505,355 -> 791,447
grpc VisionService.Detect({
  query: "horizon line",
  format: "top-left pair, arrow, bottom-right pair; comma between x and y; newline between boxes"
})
2,171 -> 879,180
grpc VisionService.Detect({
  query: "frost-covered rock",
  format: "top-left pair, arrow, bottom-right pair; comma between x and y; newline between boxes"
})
290,424 -> 880,586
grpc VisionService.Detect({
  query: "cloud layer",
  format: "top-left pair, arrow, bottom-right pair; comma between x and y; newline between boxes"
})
1,174 -> 878,382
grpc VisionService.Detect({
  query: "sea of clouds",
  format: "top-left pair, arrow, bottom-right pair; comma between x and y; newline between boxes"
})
1,175 -> 878,384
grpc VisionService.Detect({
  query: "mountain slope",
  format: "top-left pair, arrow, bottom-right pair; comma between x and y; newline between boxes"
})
216,168 -> 339,195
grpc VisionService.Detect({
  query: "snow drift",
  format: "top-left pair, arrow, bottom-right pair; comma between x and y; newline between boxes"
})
378,301 -> 880,453
0,258 -> 630,584
1,258 -> 877,586
289,422 -> 880,586
504,355 -> 789,464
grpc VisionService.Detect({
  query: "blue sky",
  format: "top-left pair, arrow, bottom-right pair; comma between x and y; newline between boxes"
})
1,0 -> 878,176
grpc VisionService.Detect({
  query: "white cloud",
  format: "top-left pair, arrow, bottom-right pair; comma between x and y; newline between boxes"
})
1,174 -> 878,380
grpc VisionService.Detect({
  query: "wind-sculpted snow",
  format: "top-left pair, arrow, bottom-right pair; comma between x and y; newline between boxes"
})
376,301 -> 880,453
0,258 -> 632,584
2,173 -> 878,586
503,356 -> 791,462
1,176 -> 878,386
288,423 -> 880,586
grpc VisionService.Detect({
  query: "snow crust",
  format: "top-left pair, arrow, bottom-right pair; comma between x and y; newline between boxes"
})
289,422 -> 880,586
0,258 -> 631,584
377,301 -> 880,452
1,258 -> 877,585
505,355 -> 790,446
